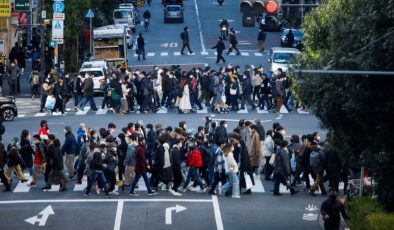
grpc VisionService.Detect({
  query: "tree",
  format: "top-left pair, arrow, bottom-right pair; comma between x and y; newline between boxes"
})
292,0 -> 394,211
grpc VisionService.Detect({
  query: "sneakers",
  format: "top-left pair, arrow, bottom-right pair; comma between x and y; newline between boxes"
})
109,191 -> 119,196
148,192 -> 158,196
129,191 -> 140,197
218,187 -> 222,196
169,188 -> 182,196
178,188 -> 186,193
196,188 -> 206,193
232,195 -> 241,198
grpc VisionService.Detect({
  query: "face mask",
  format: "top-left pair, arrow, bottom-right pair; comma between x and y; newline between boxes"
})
224,124 -> 228,128
231,146 -> 234,151
184,125 -> 187,129
113,148 -> 117,152
64,129 -> 67,133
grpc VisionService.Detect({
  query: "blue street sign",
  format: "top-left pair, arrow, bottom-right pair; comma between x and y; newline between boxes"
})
49,40 -> 57,48
85,9 -> 94,18
54,21 -> 61,29
52,1 -> 65,13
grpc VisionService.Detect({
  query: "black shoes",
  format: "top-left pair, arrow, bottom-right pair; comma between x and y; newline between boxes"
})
290,187 -> 299,195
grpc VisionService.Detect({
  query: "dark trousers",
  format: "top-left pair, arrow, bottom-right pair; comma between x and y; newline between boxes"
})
229,94 -> 238,109
101,95 -> 112,109
86,170 -> 108,195
172,168 -> 183,192
141,94 -> 155,112
44,164 -> 53,184
52,97 -> 64,113
130,172 -> 153,193
8,79 -> 17,95
227,44 -> 240,54
181,41 -> 192,54
241,93 -> 255,108
216,51 -> 226,63
76,163 -> 86,184
210,171 -> 227,192
0,170 -> 11,190
80,96 -> 98,111
104,170 -> 116,192
190,91 -> 203,109
273,173 -> 289,194
126,95 -> 134,111
138,47 -> 146,60
74,95 -> 82,107
253,86 -> 260,101
199,90 -> 211,106
40,94 -> 48,111
118,157 -> 125,181
264,156 -> 274,180
161,91 -> 172,107
259,94 -> 272,110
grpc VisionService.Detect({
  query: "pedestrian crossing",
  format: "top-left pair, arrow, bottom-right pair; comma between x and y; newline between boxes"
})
16,105 -> 309,118
3,173 -> 342,195
132,50 -> 268,58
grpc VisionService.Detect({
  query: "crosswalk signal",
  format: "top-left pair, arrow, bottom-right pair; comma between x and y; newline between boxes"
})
265,0 -> 281,14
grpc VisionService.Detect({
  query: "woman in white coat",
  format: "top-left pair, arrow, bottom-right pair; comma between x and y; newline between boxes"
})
178,79 -> 192,113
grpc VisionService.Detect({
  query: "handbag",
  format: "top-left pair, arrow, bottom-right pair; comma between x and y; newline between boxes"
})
45,95 -> 56,110
229,88 -> 237,95
244,172 -> 254,190
269,153 -> 276,166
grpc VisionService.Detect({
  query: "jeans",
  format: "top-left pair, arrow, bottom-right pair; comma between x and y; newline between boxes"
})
182,167 -> 204,190
190,91 -> 203,109
161,92 -> 172,107
130,172 -> 153,193
210,171 -> 227,192
86,170 -> 109,195
80,96 -> 98,111
221,172 -> 240,197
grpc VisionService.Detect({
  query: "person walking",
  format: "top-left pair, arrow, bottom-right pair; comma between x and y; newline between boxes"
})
180,27 -> 193,55
219,143 -> 240,198
285,29 -> 295,48
143,10 -> 151,31
273,140 -> 298,196
61,126 -> 78,179
124,134 -> 137,187
257,28 -> 267,52
84,144 -> 110,197
28,135 -> 47,187
249,125 -> 261,174
129,137 -> 158,196
240,72 -> 256,110
19,130 -> 34,176
211,37 -> 226,64
0,143 -> 12,191
171,138 -> 183,194
79,73 -> 98,112
263,130 -> 275,180
137,33 -> 146,61
226,29 -> 240,55
321,189 -> 349,230
6,60 -> 21,95
179,139 -> 205,193
5,138 -> 27,183
48,139 -> 68,191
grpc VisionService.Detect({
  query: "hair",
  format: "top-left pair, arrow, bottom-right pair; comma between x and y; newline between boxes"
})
291,135 -> 300,144
230,133 -> 240,140
245,121 -> 252,126
273,122 -> 281,131
33,134 -> 41,140
173,138 -> 182,145
118,133 -> 125,141
198,126 -> 204,132
21,130 -> 30,139
89,142 -> 97,150
48,134 -> 56,141
108,123 -> 116,129
138,136 -> 145,143
220,120 -> 227,126
280,140 -> 288,148
266,130 -> 273,137
217,138 -> 227,146
238,119 -> 245,127
40,120 -> 47,127
250,124 -> 258,130
223,143 -> 233,154
99,128 -> 108,138
53,139 -> 61,148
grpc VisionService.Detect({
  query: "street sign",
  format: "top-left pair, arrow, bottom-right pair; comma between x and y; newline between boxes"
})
53,38 -> 63,45
52,1 -> 65,13
52,20 -> 64,39
42,10 -> 47,19
85,9 -> 94,18
0,0 -> 11,17
49,40 -> 57,48
15,0 -> 30,11
53,13 -> 65,20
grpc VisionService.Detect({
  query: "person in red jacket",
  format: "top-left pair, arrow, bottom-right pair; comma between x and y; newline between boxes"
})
129,136 -> 158,196
179,139 -> 206,193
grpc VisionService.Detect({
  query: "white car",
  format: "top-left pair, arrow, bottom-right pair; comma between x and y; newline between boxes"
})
268,47 -> 301,73
79,67 -> 106,92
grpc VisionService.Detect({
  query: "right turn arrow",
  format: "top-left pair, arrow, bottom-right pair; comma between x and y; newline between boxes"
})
165,204 -> 187,225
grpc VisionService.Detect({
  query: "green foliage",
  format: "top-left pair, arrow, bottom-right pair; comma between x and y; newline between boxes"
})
292,0 -> 394,210
363,212 -> 394,230
349,197 -> 382,230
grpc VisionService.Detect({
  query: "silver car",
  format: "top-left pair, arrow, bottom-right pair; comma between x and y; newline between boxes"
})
164,5 -> 184,23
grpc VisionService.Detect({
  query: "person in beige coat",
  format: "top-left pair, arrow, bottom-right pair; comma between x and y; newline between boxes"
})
249,125 -> 261,174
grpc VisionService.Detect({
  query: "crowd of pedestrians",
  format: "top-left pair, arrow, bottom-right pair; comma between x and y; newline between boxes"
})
0,118 -> 348,200
30,63 -> 306,116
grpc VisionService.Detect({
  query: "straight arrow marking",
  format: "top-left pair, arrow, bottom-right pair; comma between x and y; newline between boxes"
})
25,205 -> 54,226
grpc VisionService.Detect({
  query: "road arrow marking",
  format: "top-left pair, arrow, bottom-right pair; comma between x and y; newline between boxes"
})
305,204 -> 318,212
302,213 -> 318,221
165,204 -> 187,225
25,205 -> 55,226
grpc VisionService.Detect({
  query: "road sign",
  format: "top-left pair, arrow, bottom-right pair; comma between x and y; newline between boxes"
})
0,0 -> 11,17
25,205 -> 55,227
85,9 -> 94,18
52,20 -> 64,39
53,38 -> 63,44
49,40 -> 57,48
52,1 -> 65,13
53,13 -> 65,20
42,10 -> 47,19
15,0 -> 30,11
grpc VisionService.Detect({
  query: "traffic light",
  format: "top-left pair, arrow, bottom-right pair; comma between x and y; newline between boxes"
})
240,0 -> 282,14
253,0 -> 265,13
240,0 -> 253,13
265,0 -> 281,14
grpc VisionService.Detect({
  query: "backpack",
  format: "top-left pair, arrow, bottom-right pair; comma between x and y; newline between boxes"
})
309,150 -> 321,169
31,73 -> 40,85
180,32 -> 185,40
174,85 -> 184,97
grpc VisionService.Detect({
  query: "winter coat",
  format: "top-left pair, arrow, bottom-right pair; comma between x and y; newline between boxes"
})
224,152 -> 238,173
240,128 -> 252,149
214,126 -> 228,144
51,146 -> 64,171
171,145 -> 182,170
263,135 -> 275,157
83,77 -> 94,97
274,147 -> 291,178
19,138 -> 34,168
7,65 -> 21,80
62,131 -> 78,155
135,144 -> 148,175
241,78 -> 253,95
187,149 -> 203,168
7,147 -> 23,166
104,150 -> 117,172
90,151 -> 104,171
249,131 -> 261,167
125,143 -> 137,166
212,40 -> 226,53
178,85 -> 192,111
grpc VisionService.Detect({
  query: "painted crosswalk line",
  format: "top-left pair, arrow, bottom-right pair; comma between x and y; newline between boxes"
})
251,174 -> 265,193
13,173 -> 33,193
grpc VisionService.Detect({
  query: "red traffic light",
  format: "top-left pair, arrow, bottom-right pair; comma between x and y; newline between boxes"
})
266,1 -> 278,13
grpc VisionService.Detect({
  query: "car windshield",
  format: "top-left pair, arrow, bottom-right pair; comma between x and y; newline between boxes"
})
80,71 -> 104,78
114,10 -> 133,19
167,6 -> 180,11
273,53 -> 296,63
284,30 -> 304,38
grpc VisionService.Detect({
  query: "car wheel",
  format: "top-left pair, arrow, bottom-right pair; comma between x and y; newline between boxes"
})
1,108 -> 15,121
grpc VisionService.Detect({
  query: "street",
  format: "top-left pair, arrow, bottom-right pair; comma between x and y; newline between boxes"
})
0,1 -> 329,230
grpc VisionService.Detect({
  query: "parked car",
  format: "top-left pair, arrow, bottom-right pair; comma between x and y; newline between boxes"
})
119,3 -> 141,23
280,29 -> 304,50
0,96 -> 17,121
164,5 -> 184,23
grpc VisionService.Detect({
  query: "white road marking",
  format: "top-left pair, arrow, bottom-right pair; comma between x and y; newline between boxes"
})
73,177 -> 88,192
0,198 -> 213,204
241,52 -> 250,56
161,52 -> 168,56
34,112 -> 47,117
251,174 -> 265,193
237,107 -> 248,113
254,53 -> 263,56
174,52 -> 181,56
13,173 -> 32,193
201,51 -> 209,55
113,200 -> 124,230
165,204 -> 187,225
17,114 -> 26,118
194,0 -> 206,53
257,109 -> 269,114
96,109 -> 108,115
211,195 -> 224,230
238,43 -> 251,45
147,52 -> 155,57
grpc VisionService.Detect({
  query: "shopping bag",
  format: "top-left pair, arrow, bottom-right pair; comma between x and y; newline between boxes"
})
244,172 -> 254,190
45,95 -> 56,110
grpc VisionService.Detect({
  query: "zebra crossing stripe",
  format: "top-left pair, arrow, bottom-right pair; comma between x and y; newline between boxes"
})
241,52 -> 250,56
174,52 -> 181,56
251,174 -> 265,193
147,53 -> 155,57
237,107 -> 248,114
96,109 -> 108,115
201,51 -> 208,56
254,53 -> 263,56
13,173 -> 32,193
75,107 -> 90,115
257,109 -> 269,114
160,52 -> 168,56
34,112 -> 47,117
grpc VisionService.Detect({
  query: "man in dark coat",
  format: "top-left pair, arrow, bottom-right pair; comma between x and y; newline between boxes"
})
180,27 -> 193,55
226,28 -> 240,55
324,142 -> 341,192
321,189 -> 349,230
214,120 -> 228,144
137,33 -> 146,61
79,73 -> 98,112
171,139 -> 183,193
211,37 -> 226,64
61,126 -> 78,179
240,73 -> 256,110
0,143 -> 11,191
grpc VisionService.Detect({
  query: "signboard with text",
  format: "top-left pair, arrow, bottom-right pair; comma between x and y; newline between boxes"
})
0,0 -> 11,17
15,0 -> 30,11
